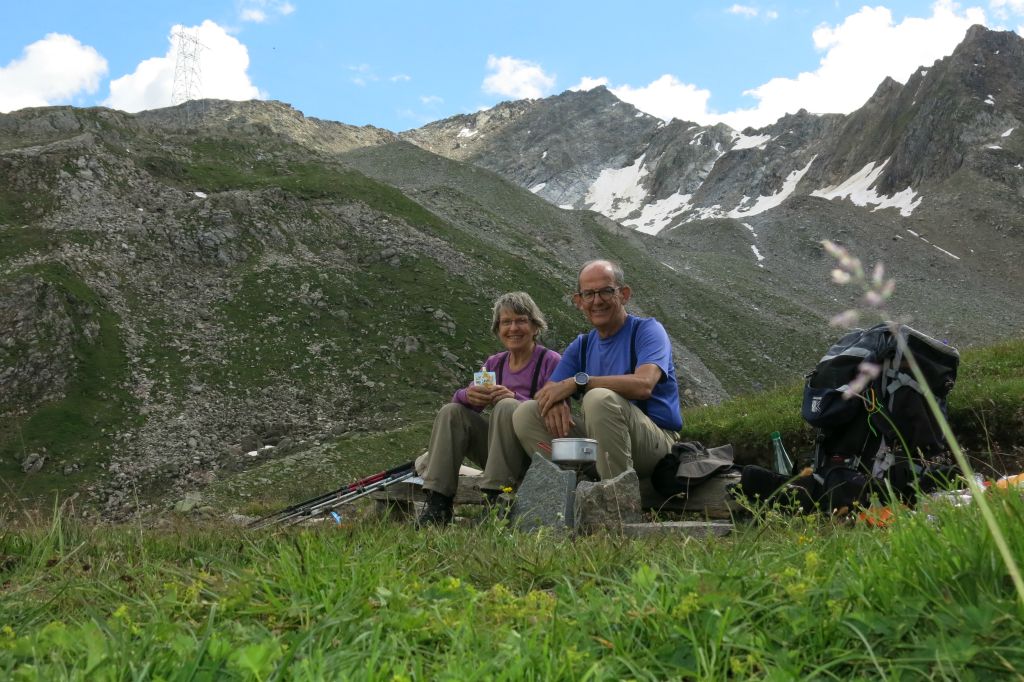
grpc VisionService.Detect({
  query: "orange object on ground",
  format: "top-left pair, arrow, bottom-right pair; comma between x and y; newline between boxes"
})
994,473 -> 1024,490
858,506 -> 897,528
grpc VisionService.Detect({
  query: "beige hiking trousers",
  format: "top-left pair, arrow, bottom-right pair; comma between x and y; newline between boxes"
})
415,398 -> 526,498
497,387 -> 678,483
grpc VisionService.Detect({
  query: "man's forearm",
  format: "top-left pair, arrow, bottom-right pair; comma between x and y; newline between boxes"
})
583,374 -> 654,400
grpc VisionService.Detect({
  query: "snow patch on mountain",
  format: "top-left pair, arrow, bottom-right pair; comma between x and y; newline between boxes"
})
750,244 -> 765,267
584,155 -> 650,220
811,158 -> 922,216
728,157 -> 816,219
628,191 -> 693,235
731,133 -> 772,151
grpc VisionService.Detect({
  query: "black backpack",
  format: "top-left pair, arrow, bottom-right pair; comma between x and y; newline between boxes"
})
802,322 -> 961,509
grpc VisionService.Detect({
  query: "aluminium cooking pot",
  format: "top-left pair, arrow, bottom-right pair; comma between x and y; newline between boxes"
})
550,438 -> 598,464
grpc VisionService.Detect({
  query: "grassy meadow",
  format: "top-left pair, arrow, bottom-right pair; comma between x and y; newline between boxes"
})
2,495 -> 1024,679
2,338 -> 1023,679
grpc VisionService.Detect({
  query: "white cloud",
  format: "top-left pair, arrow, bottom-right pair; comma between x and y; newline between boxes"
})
348,63 -> 377,86
105,21 -> 261,112
390,74 -> 411,82
611,75 -> 713,123
241,9 -> 267,22
482,55 -> 556,99
991,0 -> 1024,19
0,33 -> 108,112
239,0 -> 295,23
584,1 -> 988,130
570,76 -> 609,91
420,95 -> 443,105
728,4 -> 759,17
726,5 -> 779,20
721,1 -> 986,128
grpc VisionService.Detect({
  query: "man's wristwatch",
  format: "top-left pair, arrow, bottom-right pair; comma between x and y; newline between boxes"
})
574,372 -> 590,398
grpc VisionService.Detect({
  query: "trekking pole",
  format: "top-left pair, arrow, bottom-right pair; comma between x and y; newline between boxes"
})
248,460 -> 417,530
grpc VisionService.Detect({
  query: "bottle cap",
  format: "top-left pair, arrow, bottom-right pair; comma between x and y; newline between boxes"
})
770,431 -> 781,439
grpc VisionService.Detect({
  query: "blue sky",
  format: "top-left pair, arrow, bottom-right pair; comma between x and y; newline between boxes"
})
2,1 -> 1021,131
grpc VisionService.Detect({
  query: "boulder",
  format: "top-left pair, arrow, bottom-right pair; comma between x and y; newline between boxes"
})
574,469 -> 643,533
509,453 -> 576,532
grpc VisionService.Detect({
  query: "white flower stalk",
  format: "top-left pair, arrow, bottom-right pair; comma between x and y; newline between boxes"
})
820,239 -> 1024,606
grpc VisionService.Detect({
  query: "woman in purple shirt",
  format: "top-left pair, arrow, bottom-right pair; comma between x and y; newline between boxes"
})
416,291 -> 560,526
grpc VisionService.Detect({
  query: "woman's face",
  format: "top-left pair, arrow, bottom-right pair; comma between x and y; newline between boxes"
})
497,308 -> 537,353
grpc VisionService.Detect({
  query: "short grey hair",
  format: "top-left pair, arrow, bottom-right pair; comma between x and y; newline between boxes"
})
490,291 -> 548,339
577,259 -> 625,289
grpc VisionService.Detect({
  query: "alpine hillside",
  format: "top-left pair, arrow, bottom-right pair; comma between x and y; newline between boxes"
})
1,25 -> 1022,517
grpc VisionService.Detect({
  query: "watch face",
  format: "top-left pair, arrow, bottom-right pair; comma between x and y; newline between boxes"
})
575,372 -> 589,386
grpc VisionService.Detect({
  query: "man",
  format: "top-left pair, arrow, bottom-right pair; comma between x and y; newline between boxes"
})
507,259 -> 683,482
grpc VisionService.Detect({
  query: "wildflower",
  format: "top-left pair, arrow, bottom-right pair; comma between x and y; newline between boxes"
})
821,239 -> 897,327
831,269 -> 851,284
843,361 -> 880,399
501,486 -> 513,494
829,309 -> 860,328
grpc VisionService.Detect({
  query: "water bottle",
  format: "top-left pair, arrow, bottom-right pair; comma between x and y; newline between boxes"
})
771,431 -> 793,476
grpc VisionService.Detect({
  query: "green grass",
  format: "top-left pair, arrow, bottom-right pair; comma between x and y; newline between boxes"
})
0,187 -> 53,226
0,263 -> 137,497
2,494 -> 1023,679
947,339 -> 1024,451
0,226 -> 93,261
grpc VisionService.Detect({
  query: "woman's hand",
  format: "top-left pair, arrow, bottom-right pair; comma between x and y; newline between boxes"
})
489,385 -> 515,405
465,384 -> 492,408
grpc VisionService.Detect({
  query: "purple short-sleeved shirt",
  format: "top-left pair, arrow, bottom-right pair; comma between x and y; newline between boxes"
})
453,344 -> 561,411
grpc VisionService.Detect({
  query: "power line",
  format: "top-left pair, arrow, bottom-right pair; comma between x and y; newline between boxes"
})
171,29 -> 206,120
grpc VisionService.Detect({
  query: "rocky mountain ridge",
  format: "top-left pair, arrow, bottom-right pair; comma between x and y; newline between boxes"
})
403,25 -> 1024,251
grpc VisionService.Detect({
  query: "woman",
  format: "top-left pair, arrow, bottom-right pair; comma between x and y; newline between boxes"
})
416,291 -> 560,526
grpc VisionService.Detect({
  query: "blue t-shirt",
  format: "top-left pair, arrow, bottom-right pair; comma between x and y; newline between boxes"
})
550,315 -> 683,432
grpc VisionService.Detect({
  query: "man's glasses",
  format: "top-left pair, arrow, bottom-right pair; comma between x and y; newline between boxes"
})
573,286 -> 621,303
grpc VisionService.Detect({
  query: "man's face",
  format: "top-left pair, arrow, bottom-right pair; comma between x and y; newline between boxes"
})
575,264 -> 630,332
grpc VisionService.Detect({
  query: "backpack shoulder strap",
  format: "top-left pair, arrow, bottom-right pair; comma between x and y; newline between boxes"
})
630,319 -> 650,413
579,333 -> 589,373
495,352 -> 509,386
528,346 -> 547,398
629,318 -> 639,371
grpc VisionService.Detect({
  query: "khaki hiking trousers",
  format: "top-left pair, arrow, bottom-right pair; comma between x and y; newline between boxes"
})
415,398 -> 527,498
492,387 -> 678,483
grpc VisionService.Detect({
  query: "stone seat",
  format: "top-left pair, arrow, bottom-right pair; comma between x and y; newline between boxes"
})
370,466 -> 742,519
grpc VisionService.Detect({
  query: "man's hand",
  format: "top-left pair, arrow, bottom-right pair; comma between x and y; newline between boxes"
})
534,378 -> 576,416
543,400 -> 575,438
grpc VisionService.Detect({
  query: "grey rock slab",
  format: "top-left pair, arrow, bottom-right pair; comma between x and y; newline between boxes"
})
622,521 -> 733,539
574,469 -> 643,533
21,452 -> 45,474
509,452 -> 576,532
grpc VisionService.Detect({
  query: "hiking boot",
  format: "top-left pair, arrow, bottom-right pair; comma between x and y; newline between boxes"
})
417,489 -> 454,527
